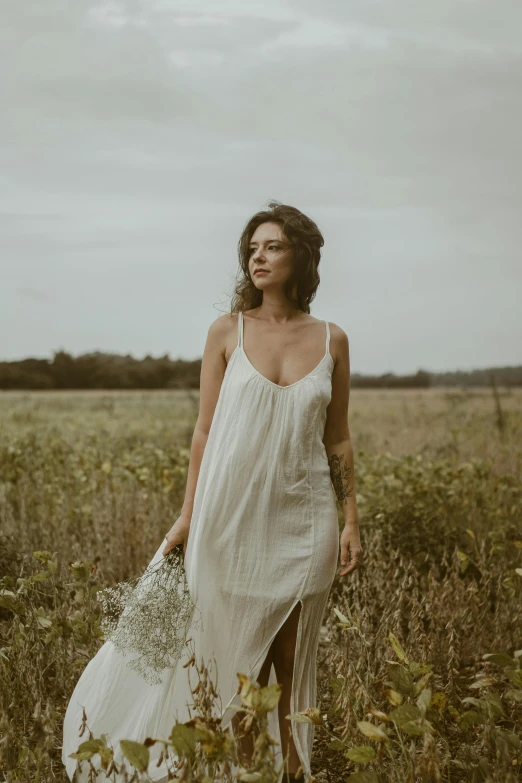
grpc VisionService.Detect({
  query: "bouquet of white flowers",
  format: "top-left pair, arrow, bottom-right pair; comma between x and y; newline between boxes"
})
97,544 -> 199,685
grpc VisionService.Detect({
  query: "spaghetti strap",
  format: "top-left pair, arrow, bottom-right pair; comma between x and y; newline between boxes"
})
324,320 -> 330,355
238,311 -> 244,349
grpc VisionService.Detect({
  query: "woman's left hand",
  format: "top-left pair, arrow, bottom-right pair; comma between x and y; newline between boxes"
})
339,524 -> 362,576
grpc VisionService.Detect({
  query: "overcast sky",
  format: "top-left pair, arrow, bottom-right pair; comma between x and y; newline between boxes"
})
1,0 -> 521,374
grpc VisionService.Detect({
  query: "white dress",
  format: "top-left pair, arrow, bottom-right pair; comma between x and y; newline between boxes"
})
62,311 -> 339,782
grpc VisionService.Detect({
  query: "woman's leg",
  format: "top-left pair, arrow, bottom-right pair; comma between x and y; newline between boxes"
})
232,602 -> 303,777
272,601 -> 302,777
231,642 -> 274,760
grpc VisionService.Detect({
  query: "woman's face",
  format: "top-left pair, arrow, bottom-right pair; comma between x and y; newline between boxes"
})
248,221 -> 295,290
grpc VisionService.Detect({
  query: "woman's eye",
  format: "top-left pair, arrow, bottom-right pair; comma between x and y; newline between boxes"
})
249,245 -> 278,254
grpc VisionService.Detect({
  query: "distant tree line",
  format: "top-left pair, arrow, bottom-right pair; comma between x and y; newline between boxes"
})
0,351 -> 201,390
0,351 -> 520,390
351,366 -> 522,388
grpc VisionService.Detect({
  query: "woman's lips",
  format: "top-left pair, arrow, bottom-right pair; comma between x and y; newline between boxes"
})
254,270 -> 269,276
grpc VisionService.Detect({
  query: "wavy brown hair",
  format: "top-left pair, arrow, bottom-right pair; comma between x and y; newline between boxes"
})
230,201 -> 324,315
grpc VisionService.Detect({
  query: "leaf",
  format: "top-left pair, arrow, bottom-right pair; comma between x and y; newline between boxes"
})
385,689 -> 402,706
469,678 -> 494,689
346,744 -> 376,764
98,744 -> 113,770
494,728 -> 520,750
333,607 -> 350,625
508,669 -> 522,687
347,772 -> 379,782
32,550 -> 53,562
287,712 -> 313,724
330,676 -> 344,695
0,590 -> 25,616
70,561 -> 90,580
368,708 -> 389,722
457,550 -> 469,573
69,739 -> 105,761
194,724 -> 221,755
31,572 -> 49,583
414,670 -> 433,697
482,653 -> 514,668
240,774 -> 264,783
389,704 -> 421,727
401,720 -> 425,737
297,707 -> 323,726
461,697 -> 482,709
328,738 -> 348,751
356,721 -> 388,742
254,683 -> 281,714
416,688 -> 431,715
431,692 -> 447,713
483,692 -> 505,719
236,674 -> 281,715
237,673 -> 257,708
458,710 -> 484,730
388,632 -> 409,664
409,661 -> 433,677
169,724 -> 196,757
447,705 -> 460,721
120,739 -> 150,772
504,689 -> 522,703
386,663 -> 414,695
47,558 -> 58,575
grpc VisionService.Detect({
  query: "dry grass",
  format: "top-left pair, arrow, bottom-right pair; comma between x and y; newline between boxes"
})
0,388 -> 521,782
349,387 -> 521,476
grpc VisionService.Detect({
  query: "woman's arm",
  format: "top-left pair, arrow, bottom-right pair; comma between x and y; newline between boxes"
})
323,324 -> 362,576
162,314 -> 233,555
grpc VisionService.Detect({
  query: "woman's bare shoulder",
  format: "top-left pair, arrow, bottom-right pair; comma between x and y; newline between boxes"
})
208,311 -> 238,336
327,320 -> 348,340
327,321 -> 349,365
206,312 -> 239,361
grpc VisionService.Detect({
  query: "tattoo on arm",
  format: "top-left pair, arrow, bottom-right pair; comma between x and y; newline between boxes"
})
328,452 -> 353,503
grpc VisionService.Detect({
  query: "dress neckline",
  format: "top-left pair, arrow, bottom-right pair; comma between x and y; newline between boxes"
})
239,346 -> 333,390
237,311 -> 333,390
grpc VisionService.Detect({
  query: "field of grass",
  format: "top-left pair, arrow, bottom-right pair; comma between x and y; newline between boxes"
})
1,388 -> 521,782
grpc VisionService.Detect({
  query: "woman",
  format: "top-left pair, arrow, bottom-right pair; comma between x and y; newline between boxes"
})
62,201 -> 361,783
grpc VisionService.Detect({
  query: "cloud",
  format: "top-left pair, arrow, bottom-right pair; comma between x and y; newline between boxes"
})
17,287 -> 53,303
258,18 -> 390,54
88,1 -> 148,28
174,14 -> 234,27
167,50 -> 226,69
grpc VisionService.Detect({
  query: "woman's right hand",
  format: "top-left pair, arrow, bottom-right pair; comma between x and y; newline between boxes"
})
162,516 -> 191,558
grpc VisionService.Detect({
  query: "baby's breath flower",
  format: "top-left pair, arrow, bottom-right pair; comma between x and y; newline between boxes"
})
97,545 -> 200,685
